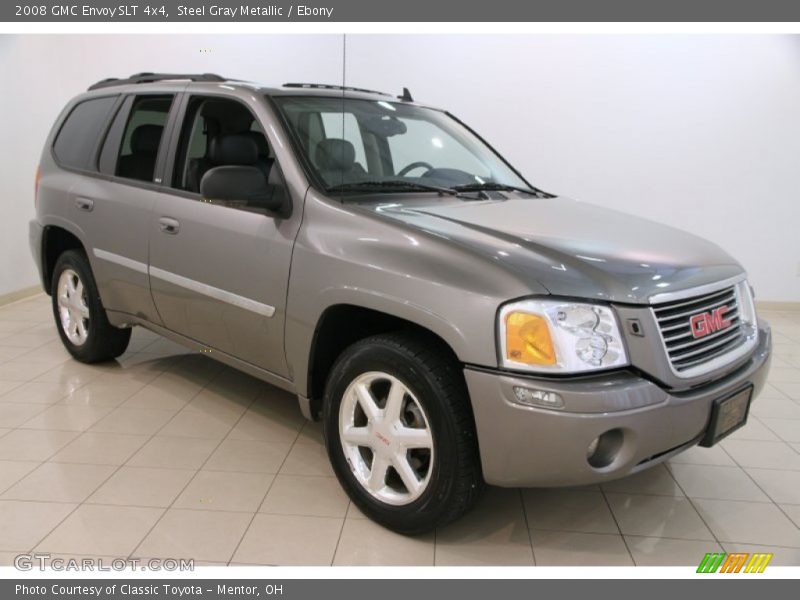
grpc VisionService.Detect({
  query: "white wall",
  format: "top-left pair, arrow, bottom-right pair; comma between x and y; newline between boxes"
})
347,35 -> 800,302
1,34 -> 798,301
0,34 -> 343,297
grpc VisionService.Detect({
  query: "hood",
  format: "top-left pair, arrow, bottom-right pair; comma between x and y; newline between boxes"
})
363,195 -> 743,304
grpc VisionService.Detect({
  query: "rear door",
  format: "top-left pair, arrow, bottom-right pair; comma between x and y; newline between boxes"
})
68,93 -> 178,324
147,93 -> 300,377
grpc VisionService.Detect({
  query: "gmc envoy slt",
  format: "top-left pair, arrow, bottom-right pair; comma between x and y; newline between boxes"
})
30,73 -> 772,533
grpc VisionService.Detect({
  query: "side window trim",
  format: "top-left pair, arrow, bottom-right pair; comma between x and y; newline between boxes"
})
153,91 -> 185,186
88,95 -> 125,172
265,95 -> 332,195
161,92 -> 190,192
97,95 -> 135,175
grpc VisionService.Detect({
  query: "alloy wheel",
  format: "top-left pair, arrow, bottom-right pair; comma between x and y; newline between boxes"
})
56,268 -> 90,346
339,371 -> 434,505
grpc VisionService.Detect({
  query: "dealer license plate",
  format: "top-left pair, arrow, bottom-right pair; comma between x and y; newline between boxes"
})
699,386 -> 752,447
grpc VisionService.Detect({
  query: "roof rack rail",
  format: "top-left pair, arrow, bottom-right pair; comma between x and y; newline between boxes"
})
88,73 -> 227,91
282,83 -> 391,97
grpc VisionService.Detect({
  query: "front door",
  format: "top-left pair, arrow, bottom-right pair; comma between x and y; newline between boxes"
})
147,94 -> 299,377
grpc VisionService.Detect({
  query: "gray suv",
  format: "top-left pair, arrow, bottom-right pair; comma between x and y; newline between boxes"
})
30,73 -> 772,533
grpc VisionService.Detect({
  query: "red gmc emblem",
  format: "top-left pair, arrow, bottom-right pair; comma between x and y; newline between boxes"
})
690,305 -> 733,339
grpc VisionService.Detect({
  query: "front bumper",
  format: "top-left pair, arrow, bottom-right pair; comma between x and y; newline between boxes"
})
466,322 -> 772,487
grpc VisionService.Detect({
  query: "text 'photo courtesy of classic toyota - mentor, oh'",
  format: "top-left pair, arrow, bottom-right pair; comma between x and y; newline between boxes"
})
30,73 -> 771,534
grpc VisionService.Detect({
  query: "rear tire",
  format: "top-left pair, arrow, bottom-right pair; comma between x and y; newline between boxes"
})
51,249 -> 131,363
323,331 -> 483,534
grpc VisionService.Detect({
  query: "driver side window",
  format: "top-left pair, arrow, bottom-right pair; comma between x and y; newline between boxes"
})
170,96 -> 289,215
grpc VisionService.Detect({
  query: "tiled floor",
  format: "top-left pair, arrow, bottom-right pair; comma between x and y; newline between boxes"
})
1,293 -> 800,566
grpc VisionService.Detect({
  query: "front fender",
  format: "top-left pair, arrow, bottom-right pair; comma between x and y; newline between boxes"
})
283,194 -> 542,397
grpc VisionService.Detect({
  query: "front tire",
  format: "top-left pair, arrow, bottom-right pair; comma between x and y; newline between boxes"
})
51,249 -> 131,363
323,332 -> 482,534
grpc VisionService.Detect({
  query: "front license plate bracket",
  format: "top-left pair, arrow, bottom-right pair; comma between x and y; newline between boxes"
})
698,386 -> 753,448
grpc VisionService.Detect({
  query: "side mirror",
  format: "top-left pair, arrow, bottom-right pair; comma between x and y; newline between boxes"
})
200,166 -> 290,217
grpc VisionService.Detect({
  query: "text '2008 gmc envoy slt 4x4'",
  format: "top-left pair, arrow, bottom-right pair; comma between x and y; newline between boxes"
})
30,73 -> 772,534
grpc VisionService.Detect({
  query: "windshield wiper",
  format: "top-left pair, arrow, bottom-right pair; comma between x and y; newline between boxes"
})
453,182 -> 550,197
327,180 -> 458,196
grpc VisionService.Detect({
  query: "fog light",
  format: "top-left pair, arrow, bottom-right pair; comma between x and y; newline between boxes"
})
586,428 -> 624,469
512,386 -> 564,410
586,436 -> 600,459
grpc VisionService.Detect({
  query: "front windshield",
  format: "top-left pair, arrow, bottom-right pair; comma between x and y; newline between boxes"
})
273,96 -> 532,193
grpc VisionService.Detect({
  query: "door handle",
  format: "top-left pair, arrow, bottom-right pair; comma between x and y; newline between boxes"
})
75,197 -> 94,212
158,217 -> 181,234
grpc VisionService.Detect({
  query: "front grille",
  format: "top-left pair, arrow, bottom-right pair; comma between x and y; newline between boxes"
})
653,285 -> 746,374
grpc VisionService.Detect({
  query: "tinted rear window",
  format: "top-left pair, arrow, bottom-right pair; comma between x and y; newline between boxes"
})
52,96 -> 117,169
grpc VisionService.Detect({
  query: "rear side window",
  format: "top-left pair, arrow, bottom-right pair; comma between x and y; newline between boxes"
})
113,95 -> 174,182
52,96 -> 117,170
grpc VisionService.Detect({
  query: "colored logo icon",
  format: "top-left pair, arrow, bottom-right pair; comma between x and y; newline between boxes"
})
697,552 -> 773,573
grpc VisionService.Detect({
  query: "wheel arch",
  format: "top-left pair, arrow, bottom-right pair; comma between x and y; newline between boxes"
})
304,303 -> 465,420
41,224 -> 88,295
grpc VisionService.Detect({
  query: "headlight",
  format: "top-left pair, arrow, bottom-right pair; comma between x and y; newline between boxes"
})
736,279 -> 759,341
499,299 -> 628,373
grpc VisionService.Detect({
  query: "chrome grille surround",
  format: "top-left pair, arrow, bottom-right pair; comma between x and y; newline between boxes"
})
649,275 -> 759,379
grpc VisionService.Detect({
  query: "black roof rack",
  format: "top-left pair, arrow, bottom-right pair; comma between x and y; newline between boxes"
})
88,72 -> 227,91
282,83 -> 391,97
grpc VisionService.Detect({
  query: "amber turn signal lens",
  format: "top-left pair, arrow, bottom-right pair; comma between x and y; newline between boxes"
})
505,311 -> 556,366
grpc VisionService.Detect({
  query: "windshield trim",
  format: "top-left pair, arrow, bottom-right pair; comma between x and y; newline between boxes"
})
267,94 -> 542,199
441,109 -> 537,193
265,94 -> 332,194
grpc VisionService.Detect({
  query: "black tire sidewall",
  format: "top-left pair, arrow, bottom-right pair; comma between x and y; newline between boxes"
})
51,250 -> 115,362
323,339 -> 463,532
